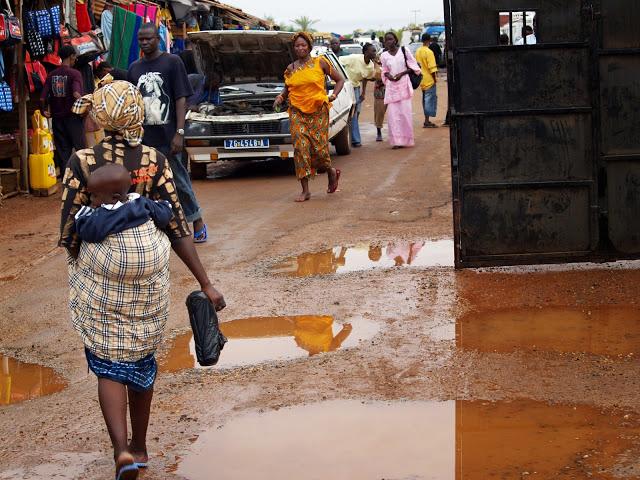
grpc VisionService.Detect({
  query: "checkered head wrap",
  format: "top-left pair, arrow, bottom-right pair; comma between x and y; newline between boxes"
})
73,80 -> 145,147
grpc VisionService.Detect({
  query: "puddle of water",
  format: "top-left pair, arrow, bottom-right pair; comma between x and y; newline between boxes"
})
271,240 -> 454,277
178,399 -> 640,480
458,305 -> 640,356
179,400 -> 455,480
159,316 -> 380,372
0,354 -> 66,406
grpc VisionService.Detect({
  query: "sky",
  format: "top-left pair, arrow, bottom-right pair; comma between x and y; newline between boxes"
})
230,0 -> 445,35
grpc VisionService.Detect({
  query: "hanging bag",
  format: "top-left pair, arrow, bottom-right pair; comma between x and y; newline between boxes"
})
27,0 -> 60,39
1,0 -> 22,45
25,52 -> 48,92
0,80 -> 12,111
186,291 -> 227,367
24,13 -> 46,58
67,28 -> 105,63
401,46 -> 423,90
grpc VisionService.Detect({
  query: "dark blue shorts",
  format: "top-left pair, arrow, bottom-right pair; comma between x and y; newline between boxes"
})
85,349 -> 157,392
422,85 -> 438,118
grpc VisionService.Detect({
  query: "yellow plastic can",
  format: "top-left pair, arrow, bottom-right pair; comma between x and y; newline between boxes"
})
29,151 -> 57,190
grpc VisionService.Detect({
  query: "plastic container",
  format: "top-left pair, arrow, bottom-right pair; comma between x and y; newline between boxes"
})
31,110 -> 53,155
29,151 -> 56,190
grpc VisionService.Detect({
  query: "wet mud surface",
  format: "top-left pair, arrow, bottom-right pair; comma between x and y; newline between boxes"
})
1,81 -> 640,479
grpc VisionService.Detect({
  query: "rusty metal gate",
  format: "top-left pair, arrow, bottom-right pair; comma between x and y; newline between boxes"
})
446,0 -> 640,267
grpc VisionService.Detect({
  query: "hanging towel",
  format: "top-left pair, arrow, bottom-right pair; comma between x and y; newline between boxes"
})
101,8 -> 113,50
65,0 -> 77,31
158,23 -> 167,52
109,7 -> 137,70
128,14 -> 143,67
75,0 -> 92,33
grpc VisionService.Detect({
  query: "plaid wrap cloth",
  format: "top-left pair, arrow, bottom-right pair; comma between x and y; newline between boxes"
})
73,80 -> 145,147
69,219 -> 171,362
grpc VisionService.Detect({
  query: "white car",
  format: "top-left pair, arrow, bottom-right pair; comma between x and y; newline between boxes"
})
184,31 -> 355,179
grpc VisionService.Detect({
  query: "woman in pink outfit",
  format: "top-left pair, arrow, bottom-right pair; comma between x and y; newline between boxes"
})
380,32 -> 422,148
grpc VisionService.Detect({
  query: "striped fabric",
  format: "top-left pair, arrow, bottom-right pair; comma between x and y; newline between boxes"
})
85,348 -> 157,391
69,219 -> 171,362
72,80 -> 145,147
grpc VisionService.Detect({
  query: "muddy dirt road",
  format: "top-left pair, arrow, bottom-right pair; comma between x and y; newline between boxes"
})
1,80 -> 640,479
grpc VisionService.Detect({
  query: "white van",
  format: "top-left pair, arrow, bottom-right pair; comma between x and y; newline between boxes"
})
184,31 -> 355,179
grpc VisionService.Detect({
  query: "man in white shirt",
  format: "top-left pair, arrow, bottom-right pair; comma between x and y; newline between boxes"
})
515,26 -> 537,45
339,43 -> 377,147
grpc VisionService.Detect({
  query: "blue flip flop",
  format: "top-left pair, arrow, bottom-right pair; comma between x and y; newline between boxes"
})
134,462 -> 148,469
116,463 -> 139,480
194,224 -> 208,243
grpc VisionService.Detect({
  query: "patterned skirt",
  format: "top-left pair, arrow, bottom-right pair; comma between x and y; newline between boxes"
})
85,348 -> 157,391
69,220 -> 171,363
289,105 -> 331,180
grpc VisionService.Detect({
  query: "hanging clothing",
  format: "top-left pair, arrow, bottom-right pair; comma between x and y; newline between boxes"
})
75,0 -> 92,33
101,8 -> 113,51
64,0 -> 77,31
381,48 -> 421,147
109,7 -> 137,70
158,24 -> 168,53
128,15 -> 143,67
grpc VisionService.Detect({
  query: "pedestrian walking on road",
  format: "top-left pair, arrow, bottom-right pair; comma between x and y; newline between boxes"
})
128,23 -> 209,243
416,33 -> 439,128
40,45 -> 86,176
60,80 -> 226,480
428,35 -> 443,65
380,32 -> 421,148
329,37 -> 347,57
274,32 -> 344,202
372,59 -> 387,141
339,43 -> 377,147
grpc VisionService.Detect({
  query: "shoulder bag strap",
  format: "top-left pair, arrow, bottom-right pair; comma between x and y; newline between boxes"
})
401,46 -> 409,70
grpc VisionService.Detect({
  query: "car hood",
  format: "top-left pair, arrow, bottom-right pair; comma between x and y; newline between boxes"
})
189,31 -> 295,85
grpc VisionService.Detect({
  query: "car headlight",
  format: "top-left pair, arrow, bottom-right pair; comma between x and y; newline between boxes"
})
185,122 -> 210,137
280,118 -> 290,134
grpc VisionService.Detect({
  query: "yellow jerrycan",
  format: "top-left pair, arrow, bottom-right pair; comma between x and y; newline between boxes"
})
31,110 -> 53,155
29,110 -> 57,190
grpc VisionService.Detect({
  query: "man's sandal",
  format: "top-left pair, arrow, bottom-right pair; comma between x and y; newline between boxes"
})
194,224 -> 208,243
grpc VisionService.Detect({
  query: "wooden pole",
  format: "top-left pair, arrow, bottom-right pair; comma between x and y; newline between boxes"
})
15,0 -> 29,192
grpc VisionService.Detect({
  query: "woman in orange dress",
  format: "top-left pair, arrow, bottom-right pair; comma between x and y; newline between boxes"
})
274,32 -> 345,202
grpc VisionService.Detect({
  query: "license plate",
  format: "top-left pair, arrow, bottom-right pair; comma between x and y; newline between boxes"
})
224,138 -> 270,149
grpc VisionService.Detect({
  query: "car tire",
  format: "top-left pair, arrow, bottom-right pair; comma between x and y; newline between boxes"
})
333,121 -> 351,156
191,162 -> 208,180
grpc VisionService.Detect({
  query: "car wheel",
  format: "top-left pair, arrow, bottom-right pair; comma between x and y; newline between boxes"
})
191,162 -> 208,180
333,121 -> 351,156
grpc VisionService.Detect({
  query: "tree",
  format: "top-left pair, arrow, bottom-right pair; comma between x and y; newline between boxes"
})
291,16 -> 319,32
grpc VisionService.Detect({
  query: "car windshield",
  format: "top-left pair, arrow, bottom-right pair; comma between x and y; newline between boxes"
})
342,45 -> 362,55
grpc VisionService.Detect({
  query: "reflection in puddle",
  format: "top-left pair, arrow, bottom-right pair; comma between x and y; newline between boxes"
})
272,240 -> 454,277
179,400 -> 455,480
0,354 -> 66,406
159,316 -> 380,372
178,399 -> 640,480
458,306 -> 640,356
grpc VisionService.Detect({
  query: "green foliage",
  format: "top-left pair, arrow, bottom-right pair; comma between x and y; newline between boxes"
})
291,16 -> 319,32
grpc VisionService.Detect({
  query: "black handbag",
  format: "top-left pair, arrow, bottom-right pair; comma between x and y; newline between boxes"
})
24,13 -> 46,58
186,291 -> 227,367
401,46 -> 423,90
